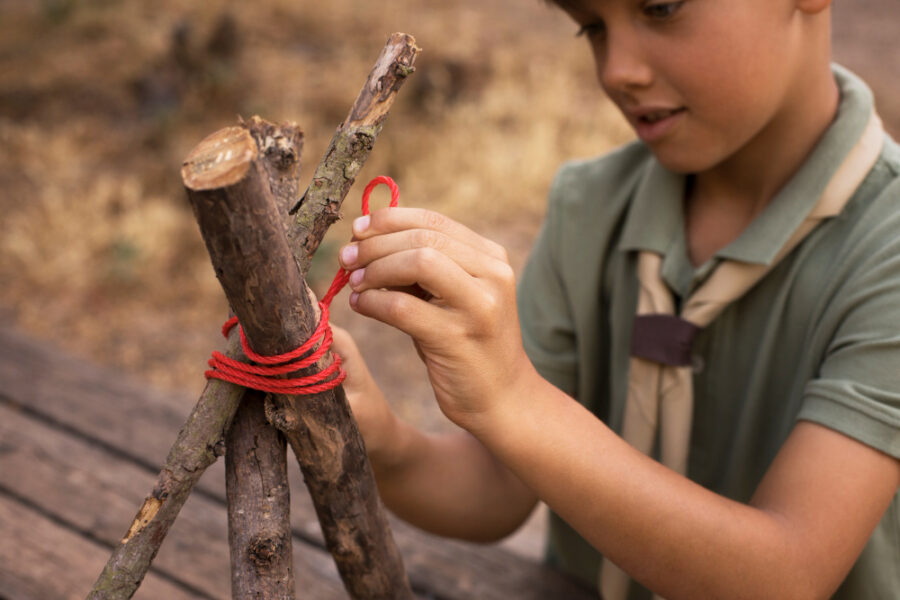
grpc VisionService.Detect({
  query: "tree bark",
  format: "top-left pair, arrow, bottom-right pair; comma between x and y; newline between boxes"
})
288,32 -> 420,273
226,391 -> 295,599
183,124 -> 413,599
87,32 -> 419,600
224,116 -> 304,600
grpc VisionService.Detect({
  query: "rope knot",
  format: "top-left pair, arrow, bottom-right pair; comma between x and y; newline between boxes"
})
205,176 -> 400,395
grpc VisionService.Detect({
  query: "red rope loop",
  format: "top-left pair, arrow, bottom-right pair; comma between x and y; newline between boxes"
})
205,175 -> 400,395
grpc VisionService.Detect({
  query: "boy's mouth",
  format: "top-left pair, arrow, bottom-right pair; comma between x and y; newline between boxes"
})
630,106 -> 686,143
638,107 -> 686,124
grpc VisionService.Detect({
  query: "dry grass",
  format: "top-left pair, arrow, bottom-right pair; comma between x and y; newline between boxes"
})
0,0 -> 631,417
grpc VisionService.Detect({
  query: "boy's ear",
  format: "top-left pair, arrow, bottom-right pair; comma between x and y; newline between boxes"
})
795,0 -> 831,14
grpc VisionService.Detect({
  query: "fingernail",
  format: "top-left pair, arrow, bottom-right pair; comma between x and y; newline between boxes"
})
349,292 -> 359,308
353,215 -> 370,235
349,268 -> 365,288
340,244 -> 358,266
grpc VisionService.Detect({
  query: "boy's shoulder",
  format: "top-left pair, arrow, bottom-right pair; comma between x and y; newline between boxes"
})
879,133 -> 900,178
836,132 -> 900,255
847,131 -> 900,225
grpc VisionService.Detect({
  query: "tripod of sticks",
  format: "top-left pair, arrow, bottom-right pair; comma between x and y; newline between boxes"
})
87,33 -> 420,600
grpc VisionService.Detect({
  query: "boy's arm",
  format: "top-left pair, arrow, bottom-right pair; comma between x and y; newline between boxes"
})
374,425 -> 538,541
483,374 -> 900,600
331,327 -> 538,542
341,207 -> 900,600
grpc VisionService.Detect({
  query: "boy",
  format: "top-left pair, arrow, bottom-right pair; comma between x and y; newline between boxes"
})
332,0 -> 900,597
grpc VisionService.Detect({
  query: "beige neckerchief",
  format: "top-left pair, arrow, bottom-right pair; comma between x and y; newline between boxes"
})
600,111 -> 884,600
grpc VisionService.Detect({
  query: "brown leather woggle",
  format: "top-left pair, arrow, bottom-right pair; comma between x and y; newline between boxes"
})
629,314 -> 702,367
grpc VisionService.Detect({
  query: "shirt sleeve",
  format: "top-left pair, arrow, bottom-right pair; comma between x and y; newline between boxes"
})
517,168 -> 579,398
799,210 -> 900,459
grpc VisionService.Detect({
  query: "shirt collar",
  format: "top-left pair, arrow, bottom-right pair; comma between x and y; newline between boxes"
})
618,64 -> 876,266
618,158 -> 684,256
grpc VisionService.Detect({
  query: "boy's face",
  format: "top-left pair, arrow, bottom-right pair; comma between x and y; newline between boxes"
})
559,0 -> 817,173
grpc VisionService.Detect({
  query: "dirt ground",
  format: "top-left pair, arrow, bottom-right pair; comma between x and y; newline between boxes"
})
1,0 -> 897,560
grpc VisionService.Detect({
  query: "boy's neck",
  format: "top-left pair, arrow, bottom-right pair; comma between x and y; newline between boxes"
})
685,63 -> 840,266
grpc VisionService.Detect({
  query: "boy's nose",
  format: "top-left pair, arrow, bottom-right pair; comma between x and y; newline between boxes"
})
597,33 -> 654,93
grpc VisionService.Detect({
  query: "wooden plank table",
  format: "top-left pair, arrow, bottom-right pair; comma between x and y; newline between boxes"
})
0,326 -> 595,599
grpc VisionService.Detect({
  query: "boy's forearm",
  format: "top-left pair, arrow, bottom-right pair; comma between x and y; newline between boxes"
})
476,388 -> 779,598
471,370 -> 897,600
371,420 -> 538,541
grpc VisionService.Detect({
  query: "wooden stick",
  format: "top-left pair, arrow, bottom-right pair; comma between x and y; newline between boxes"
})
87,346 -> 245,599
223,117 -> 304,600
87,33 -> 418,600
287,32 -> 420,273
244,116 -> 304,221
226,391 -> 295,599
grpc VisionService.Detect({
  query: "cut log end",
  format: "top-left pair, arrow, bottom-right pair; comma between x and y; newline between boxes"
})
391,31 -> 420,54
182,126 -> 258,190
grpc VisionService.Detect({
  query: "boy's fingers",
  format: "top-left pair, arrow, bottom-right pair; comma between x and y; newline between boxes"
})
331,325 -> 362,367
349,248 -> 479,309
330,325 -> 375,388
340,228 -> 505,278
353,207 -> 508,263
351,287 -> 450,344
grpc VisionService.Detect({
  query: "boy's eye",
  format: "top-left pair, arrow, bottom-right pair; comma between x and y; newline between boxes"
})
576,22 -> 606,40
642,1 -> 684,19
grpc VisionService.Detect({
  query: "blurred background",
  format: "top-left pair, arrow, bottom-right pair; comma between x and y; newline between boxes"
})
1,0 -> 897,556
0,0 -> 630,416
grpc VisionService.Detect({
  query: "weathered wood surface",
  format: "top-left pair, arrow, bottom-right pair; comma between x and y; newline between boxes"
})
0,326 -> 596,599
0,402 -> 346,600
0,496 -> 197,600
184,124 -> 412,599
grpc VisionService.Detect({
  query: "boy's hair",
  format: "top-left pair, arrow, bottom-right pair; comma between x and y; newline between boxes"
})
542,0 -> 578,10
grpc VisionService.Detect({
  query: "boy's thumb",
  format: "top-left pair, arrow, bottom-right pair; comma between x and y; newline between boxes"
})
331,325 -> 371,380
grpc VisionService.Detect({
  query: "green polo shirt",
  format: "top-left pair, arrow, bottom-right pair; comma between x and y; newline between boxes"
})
518,65 -> 900,599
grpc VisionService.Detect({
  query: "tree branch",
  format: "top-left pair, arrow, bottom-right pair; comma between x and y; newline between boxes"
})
287,32 -> 420,273
226,391 -> 295,599
224,116 -> 304,600
86,348 -> 244,599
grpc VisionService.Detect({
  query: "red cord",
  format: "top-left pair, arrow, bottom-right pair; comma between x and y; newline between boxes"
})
205,175 -> 400,395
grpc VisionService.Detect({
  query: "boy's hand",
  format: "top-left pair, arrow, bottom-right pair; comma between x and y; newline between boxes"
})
338,208 -> 537,432
330,325 -> 403,468
332,326 -> 539,542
